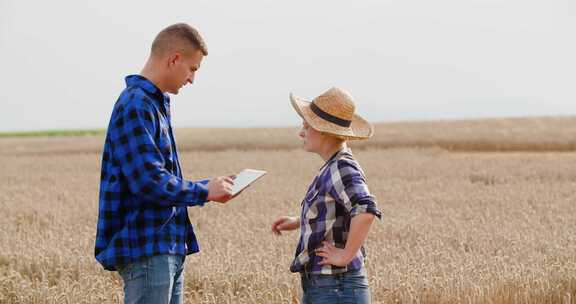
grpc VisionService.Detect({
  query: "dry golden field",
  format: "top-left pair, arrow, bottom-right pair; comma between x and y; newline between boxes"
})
1,117 -> 576,303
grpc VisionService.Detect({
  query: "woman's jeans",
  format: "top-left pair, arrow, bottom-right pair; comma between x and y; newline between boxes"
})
301,268 -> 371,304
118,254 -> 185,304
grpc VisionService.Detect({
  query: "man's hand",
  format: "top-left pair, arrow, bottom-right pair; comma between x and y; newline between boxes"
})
271,216 -> 300,235
206,176 -> 235,203
315,241 -> 353,267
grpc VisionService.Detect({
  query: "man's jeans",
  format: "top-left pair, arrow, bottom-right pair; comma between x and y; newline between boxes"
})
118,254 -> 186,304
301,268 -> 371,304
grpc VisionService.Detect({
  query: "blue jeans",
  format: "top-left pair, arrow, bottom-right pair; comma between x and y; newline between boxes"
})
301,268 -> 371,304
118,254 -> 185,304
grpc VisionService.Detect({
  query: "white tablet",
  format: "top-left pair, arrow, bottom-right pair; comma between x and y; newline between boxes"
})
231,169 -> 267,195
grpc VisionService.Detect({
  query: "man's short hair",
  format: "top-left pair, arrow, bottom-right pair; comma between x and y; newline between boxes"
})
151,23 -> 208,57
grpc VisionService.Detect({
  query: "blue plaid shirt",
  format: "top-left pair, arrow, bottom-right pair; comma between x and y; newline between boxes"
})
95,75 -> 209,271
290,148 -> 382,275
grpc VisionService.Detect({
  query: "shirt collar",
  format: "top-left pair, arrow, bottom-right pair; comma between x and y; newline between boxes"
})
125,74 -> 169,104
318,146 -> 352,173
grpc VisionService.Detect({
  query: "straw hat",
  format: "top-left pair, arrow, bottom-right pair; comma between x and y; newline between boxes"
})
290,87 -> 374,140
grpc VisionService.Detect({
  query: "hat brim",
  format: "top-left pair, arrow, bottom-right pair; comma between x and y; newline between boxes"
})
290,93 -> 374,140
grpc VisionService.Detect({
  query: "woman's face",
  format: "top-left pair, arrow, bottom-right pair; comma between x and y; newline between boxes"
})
299,121 -> 324,153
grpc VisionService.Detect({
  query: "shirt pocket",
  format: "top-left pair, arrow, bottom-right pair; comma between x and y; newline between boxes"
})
303,189 -> 321,220
304,188 -> 320,204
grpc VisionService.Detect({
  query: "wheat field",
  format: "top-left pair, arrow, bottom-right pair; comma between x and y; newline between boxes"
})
1,117 -> 576,303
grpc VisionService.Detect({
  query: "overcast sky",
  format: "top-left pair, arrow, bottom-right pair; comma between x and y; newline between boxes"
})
0,0 -> 575,131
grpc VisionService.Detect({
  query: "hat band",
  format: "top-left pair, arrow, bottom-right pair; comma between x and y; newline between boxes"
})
310,102 -> 352,128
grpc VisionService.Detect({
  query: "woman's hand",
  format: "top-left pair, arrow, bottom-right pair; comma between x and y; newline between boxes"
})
271,216 -> 300,235
315,214 -> 376,267
315,241 -> 354,267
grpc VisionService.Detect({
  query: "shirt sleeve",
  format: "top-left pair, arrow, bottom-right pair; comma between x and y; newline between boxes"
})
108,95 -> 209,207
328,159 -> 382,219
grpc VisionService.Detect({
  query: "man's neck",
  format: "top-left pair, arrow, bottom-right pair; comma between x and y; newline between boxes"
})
140,60 -> 167,93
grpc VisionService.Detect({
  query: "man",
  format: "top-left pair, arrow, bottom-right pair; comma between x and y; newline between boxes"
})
95,23 -> 236,304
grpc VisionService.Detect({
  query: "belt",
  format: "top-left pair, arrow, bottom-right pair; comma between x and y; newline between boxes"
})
300,264 -> 348,280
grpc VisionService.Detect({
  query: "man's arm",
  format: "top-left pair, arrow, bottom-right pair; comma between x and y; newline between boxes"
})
109,99 -> 219,206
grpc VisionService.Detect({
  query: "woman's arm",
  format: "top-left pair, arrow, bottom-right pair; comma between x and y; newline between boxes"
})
316,213 -> 375,267
271,216 -> 300,235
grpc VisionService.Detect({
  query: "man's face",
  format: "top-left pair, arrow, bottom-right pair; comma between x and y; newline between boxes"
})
165,48 -> 204,94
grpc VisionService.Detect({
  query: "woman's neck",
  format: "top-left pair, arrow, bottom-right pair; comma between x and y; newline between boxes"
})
319,141 -> 347,161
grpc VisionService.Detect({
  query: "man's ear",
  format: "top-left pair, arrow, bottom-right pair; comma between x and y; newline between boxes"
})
167,53 -> 181,67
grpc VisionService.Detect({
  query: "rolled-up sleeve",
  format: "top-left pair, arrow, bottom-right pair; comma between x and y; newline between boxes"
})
328,159 -> 382,219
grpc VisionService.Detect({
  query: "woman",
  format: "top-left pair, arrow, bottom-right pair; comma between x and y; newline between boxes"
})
272,87 -> 382,303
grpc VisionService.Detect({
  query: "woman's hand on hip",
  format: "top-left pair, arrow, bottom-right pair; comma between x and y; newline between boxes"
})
315,241 -> 354,267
